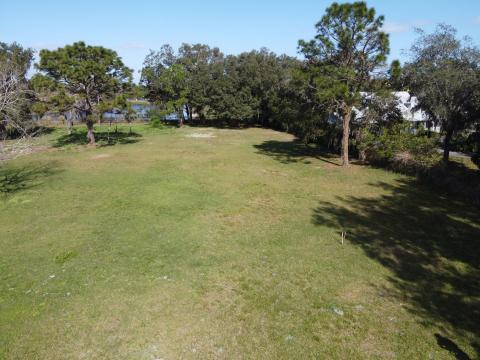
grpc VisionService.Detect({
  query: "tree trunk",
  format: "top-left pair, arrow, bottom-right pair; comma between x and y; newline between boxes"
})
67,117 -> 73,135
179,108 -> 184,128
443,128 -> 453,163
355,127 -> 366,162
86,120 -> 96,145
185,104 -> 192,122
341,107 -> 352,167
0,121 -> 7,140
108,120 -> 112,144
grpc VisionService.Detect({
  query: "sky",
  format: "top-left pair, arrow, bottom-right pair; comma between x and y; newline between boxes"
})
1,0 -> 479,82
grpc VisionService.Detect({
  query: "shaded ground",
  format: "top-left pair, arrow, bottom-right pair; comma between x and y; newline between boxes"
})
0,162 -> 60,196
53,128 -> 141,148
312,179 -> 480,358
254,139 -> 340,166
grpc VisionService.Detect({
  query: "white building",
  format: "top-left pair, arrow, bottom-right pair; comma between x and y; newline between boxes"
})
353,91 -> 441,132
393,91 -> 441,132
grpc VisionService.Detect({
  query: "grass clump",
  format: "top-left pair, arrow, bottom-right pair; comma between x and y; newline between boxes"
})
54,250 -> 78,265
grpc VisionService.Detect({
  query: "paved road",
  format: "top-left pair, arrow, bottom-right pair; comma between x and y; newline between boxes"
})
436,149 -> 471,158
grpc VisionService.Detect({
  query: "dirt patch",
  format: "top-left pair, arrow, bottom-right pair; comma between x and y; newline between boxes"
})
91,154 -> 111,160
0,145 -> 50,162
185,133 -> 216,138
337,283 -> 375,304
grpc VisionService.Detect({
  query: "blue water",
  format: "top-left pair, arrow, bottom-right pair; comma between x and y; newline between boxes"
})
103,103 -> 180,121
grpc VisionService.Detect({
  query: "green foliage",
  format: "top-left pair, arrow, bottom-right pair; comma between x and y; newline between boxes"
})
141,44 -> 300,124
404,24 -> 480,161
388,60 -> 403,90
466,130 -> 480,168
298,1 -> 390,165
29,73 -> 57,93
358,122 -> 439,170
30,101 -> 49,117
298,1 -> 389,105
472,153 -> 480,169
148,115 -> 166,128
36,42 -> 133,143
36,42 -> 132,117
30,74 -> 75,123
54,250 -> 78,264
0,42 -> 34,78
450,130 -> 480,153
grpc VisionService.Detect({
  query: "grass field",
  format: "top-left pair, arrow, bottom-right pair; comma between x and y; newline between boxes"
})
1,124 -> 479,359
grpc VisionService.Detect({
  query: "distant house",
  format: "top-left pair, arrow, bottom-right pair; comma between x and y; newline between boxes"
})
393,91 -> 440,132
353,91 -> 441,132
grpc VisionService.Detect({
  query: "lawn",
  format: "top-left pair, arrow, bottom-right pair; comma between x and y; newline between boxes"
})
1,124 -> 479,359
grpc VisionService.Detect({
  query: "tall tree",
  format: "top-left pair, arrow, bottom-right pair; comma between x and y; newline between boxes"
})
178,43 -> 223,120
404,24 -> 480,162
141,45 -> 177,100
0,42 -> 34,139
298,1 -> 389,166
141,48 -> 188,127
36,42 -> 132,144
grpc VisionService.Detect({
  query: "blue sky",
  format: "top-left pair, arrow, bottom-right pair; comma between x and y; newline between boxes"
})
2,0 -> 479,81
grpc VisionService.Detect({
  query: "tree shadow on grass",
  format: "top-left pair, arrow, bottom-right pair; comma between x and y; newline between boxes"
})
435,334 -> 472,360
312,178 -> 480,357
53,129 -> 142,148
254,139 -> 340,166
0,162 -> 61,196
188,118 -> 258,129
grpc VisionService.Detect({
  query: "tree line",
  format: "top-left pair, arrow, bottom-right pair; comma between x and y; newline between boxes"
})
1,1 -> 479,167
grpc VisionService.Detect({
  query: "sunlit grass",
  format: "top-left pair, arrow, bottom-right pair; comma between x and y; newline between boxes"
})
1,124 -> 478,359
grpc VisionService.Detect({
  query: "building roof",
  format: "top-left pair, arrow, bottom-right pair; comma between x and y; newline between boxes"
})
354,91 -> 429,123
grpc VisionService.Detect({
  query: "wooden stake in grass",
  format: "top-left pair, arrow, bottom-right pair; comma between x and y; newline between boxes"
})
341,231 -> 346,245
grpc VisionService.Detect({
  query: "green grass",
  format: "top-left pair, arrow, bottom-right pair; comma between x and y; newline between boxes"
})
1,124 -> 479,359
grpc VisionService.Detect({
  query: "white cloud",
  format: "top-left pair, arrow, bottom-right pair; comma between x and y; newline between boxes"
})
382,20 -> 431,34
119,42 -> 146,50
382,22 -> 410,34
30,43 -> 59,51
412,20 -> 431,27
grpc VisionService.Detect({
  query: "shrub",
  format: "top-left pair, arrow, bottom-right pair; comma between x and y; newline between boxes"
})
149,115 -> 164,128
451,130 -> 480,154
147,109 -> 172,129
467,131 -> 480,169
358,122 -> 439,174
359,122 -> 480,206
472,152 -> 480,169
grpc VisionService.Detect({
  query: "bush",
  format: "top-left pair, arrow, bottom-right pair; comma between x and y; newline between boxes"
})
419,160 -> 480,206
358,122 -> 439,174
149,115 -> 164,128
467,131 -> 480,169
359,122 -> 480,206
147,111 -> 167,129
451,130 -> 480,154
472,152 -> 480,169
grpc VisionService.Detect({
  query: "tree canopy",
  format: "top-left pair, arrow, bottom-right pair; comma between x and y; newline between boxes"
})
404,24 -> 480,162
141,44 -> 299,126
37,42 -> 132,143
